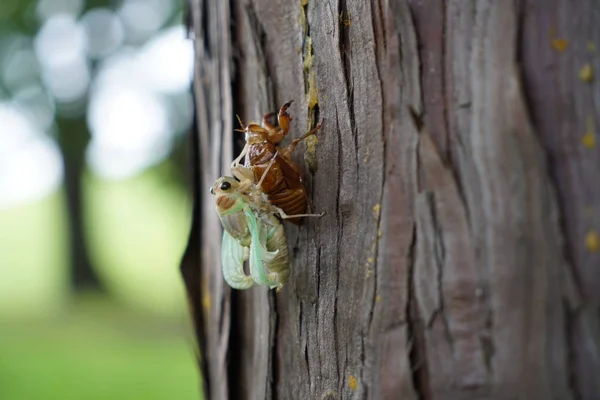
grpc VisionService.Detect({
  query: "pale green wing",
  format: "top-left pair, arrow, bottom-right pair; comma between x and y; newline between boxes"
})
221,230 -> 253,289
243,207 -> 279,288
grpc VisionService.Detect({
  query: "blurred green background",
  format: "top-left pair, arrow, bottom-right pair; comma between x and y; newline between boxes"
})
0,0 -> 200,399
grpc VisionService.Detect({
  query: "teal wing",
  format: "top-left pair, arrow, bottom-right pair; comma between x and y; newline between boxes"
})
221,230 -> 253,289
243,207 -> 280,288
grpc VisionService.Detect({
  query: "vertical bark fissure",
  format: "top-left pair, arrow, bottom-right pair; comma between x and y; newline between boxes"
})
332,210 -> 342,395
439,1 -> 452,167
406,224 -> 429,400
269,292 -> 280,400
226,292 -> 242,399
427,192 -> 454,353
338,0 -> 359,179
565,307 -> 581,400
300,299 -> 311,391
315,242 -> 322,382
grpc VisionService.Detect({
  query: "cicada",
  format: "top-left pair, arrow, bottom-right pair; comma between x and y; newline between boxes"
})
210,176 -> 290,290
231,101 -> 322,224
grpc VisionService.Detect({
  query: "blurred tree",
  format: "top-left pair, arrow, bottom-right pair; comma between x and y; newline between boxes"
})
1,0 -> 189,292
55,113 -> 101,290
53,0 -> 117,292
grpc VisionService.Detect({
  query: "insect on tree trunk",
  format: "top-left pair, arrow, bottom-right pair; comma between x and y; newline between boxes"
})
181,0 -> 600,399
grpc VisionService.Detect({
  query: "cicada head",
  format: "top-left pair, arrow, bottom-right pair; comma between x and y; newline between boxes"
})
211,176 -> 250,244
210,177 -> 244,214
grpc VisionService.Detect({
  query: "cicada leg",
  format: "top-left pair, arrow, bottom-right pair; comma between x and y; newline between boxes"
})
261,111 -> 278,131
230,143 -> 248,170
280,120 -> 322,158
262,100 -> 294,145
231,150 -> 257,193
272,205 -> 325,220
231,164 -> 254,184
256,153 -> 278,189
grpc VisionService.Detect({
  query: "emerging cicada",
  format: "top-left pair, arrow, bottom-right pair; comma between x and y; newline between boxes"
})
231,101 -> 322,224
210,176 -> 290,290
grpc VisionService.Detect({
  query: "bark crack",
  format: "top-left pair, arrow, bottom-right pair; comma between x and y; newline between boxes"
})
429,193 -> 455,352
406,223 -> 430,400
269,292 -> 279,400
338,0 -> 359,180
439,0 -> 451,166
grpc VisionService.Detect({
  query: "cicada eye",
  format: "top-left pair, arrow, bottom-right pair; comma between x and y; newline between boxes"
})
210,186 -> 214,195
220,181 -> 231,191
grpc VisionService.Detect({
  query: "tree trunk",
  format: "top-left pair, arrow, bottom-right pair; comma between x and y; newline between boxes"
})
56,114 -> 103,291
182,0 -> 600,399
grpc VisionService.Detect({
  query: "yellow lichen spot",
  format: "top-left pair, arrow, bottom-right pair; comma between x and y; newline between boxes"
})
363,147 -> 370,164
582,132 -> 595,148
372,203 -> 381,220
303,37 -> 313,71
299,8 -> 306,32
348,376 -> 358,391
376,295 -> 382,303
551,38 -> 568,52
367,257 -> 374,264
582,116 -> 595,148
585,230 -> 599,253
307,71 -> 318,109
378,230 -> 383,239
306,131 -> 318,150
339,11 -> 351,27
202,292 -> 212,311
304,133 -> 319,173
579,63 -> 594,83
301,0 -> 308,6
588,41 -> 596,53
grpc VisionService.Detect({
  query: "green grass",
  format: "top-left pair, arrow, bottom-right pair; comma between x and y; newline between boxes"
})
0,191 -> 68,316
0,167 -> 200,399
83,170 -> 192,316
0,296 -> 201,400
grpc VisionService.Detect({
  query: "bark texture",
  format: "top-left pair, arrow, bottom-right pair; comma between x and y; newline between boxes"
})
182,0 -> 600,399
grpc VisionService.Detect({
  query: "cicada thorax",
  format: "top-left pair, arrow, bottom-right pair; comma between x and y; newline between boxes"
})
246,138 -> 277,165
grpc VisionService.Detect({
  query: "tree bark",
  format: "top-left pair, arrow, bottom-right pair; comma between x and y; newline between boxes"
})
182,0 -> 600,399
